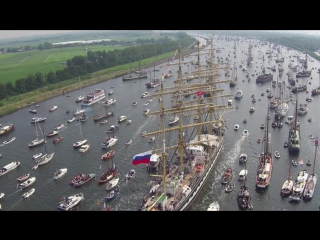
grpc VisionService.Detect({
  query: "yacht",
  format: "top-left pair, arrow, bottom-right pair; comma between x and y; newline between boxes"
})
101,136 -> 118,149
0,161 -> 20,176
141,92 -> 150,98
289,170 -> 308,201
73,109 -> 85,116
275,102 -> 289,118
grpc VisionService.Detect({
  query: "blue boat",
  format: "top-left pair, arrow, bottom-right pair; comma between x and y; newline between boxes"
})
105,186 -> 120,202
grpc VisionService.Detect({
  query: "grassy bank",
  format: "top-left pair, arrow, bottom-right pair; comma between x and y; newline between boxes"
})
0,50 -> 188,117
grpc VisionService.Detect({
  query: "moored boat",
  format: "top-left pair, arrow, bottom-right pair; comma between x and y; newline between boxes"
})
289,170 -> 308,201
53,136 -> 63,144
0,123 -> 14,136
73,109 -> 85,116
106,177 -> 119,190
46,130 -> 59,137
101,136 -> 118,149
49,105 -> 58,112
98,164 -> 118,184
79,143 -> 90,153
31,117 -> 46,123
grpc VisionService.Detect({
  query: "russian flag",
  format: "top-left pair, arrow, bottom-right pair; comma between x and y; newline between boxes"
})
132,150 -> 152,165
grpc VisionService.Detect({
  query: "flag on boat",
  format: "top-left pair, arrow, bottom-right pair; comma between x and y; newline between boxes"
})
132,150 -> 152,165
299,159 -> 304,166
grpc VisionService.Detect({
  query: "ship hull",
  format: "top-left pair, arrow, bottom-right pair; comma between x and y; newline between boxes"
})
175,136 -> 224,211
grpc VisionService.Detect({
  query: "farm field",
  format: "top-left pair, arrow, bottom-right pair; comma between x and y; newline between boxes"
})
0,44 -> 127,84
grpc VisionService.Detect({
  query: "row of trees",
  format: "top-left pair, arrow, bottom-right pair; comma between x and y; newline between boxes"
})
0,32 -> 194,101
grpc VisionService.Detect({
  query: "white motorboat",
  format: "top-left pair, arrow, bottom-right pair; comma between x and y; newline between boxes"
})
143,109 -> 150,115
73,139 -> 87,148
0,161 -> 20,176
31,117 -> 46,123
125,169 -> 136,181
125,139 -> 132,146
234,124 -> 239,131
103,98 -> 116,106
238,169 -> 248,181
19,176 -> 36,189
132,102 -> 137,106
46,130 -> 59,137
53,168 -> 68,180
49,106 -> 58,112
0,192 -> 4,200
22,188 -> 35,199
168,116 -> 179,125
57,192 -> 84,211
76,95 -> 84,102
73,109 -> 85,116
106,125 -> 119,134
32,153 -> 42,160
234,90 -> 243,100
54,124 -> 64,130
67,117 -> 76,123
79,144 -> 90,153
141,92 -> 150,98
274,151 -> 280,158
105,177 -> 119,191
297,105 -> 308,115
126,120 -> 132,125
239,153 -> 247,164
3,137 -> 16,145
101,136 -> 118,149
285,116 -> 294,124
117,116 -> 127,123
242,130 -> 249,137
207,201 -> 220,211
148,137 -> 156,143
289,170 -> 308,201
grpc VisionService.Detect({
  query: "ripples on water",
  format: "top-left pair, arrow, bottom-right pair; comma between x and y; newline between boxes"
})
1,37 -> 320,211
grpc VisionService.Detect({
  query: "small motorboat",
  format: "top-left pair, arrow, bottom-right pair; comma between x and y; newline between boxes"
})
19,177 -> 36,189
125,169 -> 136,181
239,153 -> 247,164
47,130 -> 59,137
3,137 -> 16,145
126,120 -> 132,125
249,107 -> 255,113
32,153 -> 42,159
207,201 -> 220,211
257,139 -> 261,143
0,192 -> 5,200
125,139 -> 132,146
22,188 -> 35,199
243,119 -> 247,124
238,169 -> 248,181
67,117 -> 75,123
53,136 -> 64,144
79,144 -> 90,153
283,141 -> 289,148
17,173 -> 30,182
49,105 -> 58,112
101,150 -> 116,161
234,124 -> 239,131
225,184 -> 235,193
141,131 -> 147,136
221,167 -> 233,184
105,177 -> 119,191
292,159 -> 298,166
66,110 -> 70,114
306,160 -> 311,166
274,151 -> 280,158
132,102 -> 137,106
54,124 -> 64,130
308,118 -> 312,123
148,137 -> 156,143
105,186 -> 120,202
242,130 -> 249,137
53,168 -> 68,180
100,120 -> 108,125
29,109 -> 37,113
260,124 -> 265,129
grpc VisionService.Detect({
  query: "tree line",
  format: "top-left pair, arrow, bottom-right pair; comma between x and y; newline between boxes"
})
0,32 -> 195,102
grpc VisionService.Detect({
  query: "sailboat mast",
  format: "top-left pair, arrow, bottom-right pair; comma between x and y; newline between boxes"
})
160,73 -> 167,194
294,93 -> 298,131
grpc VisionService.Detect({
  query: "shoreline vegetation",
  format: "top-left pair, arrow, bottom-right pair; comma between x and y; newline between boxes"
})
0,48 -> 198,117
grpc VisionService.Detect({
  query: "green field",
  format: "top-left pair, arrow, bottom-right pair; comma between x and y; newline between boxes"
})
0,45 -> 127,84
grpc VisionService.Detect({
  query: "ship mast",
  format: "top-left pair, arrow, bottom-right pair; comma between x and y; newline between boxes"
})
312,139 -> 318,176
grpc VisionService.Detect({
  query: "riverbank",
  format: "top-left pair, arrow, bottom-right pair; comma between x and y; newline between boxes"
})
0,48 -> 198,117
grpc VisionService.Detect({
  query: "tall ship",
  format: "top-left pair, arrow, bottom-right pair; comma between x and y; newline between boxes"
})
0,123 -> 14,136
288,95 -> 301,154
146,65 -> 160,88
311,73 -> 320,96
256,73 -> 273,84
256,104 -> 273,189
122,60 -> 148,81
296,54 -> 311,78
229,64 -> 238,87
137,39 -> 232,211
81,88 -> 106,106
274,82 -> 289,118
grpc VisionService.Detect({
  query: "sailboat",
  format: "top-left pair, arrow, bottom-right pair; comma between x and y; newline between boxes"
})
256,103 -> 273,189
280,156 -> 294,197
311,70 -> 320,96
98,156 -> 118,184
302,139 -> 318,200
122,59 -> 148,81
33,126 -> 55,169
75,76 -> 85,102
274,81 -> 289,118
146,64 -> 160,88
229,63 -> 237,87
137,38 -> 232,211
73,119 -> 87,148
237,161 -> 252,210
28,121 -> 45,148
288,94 -> 301,154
